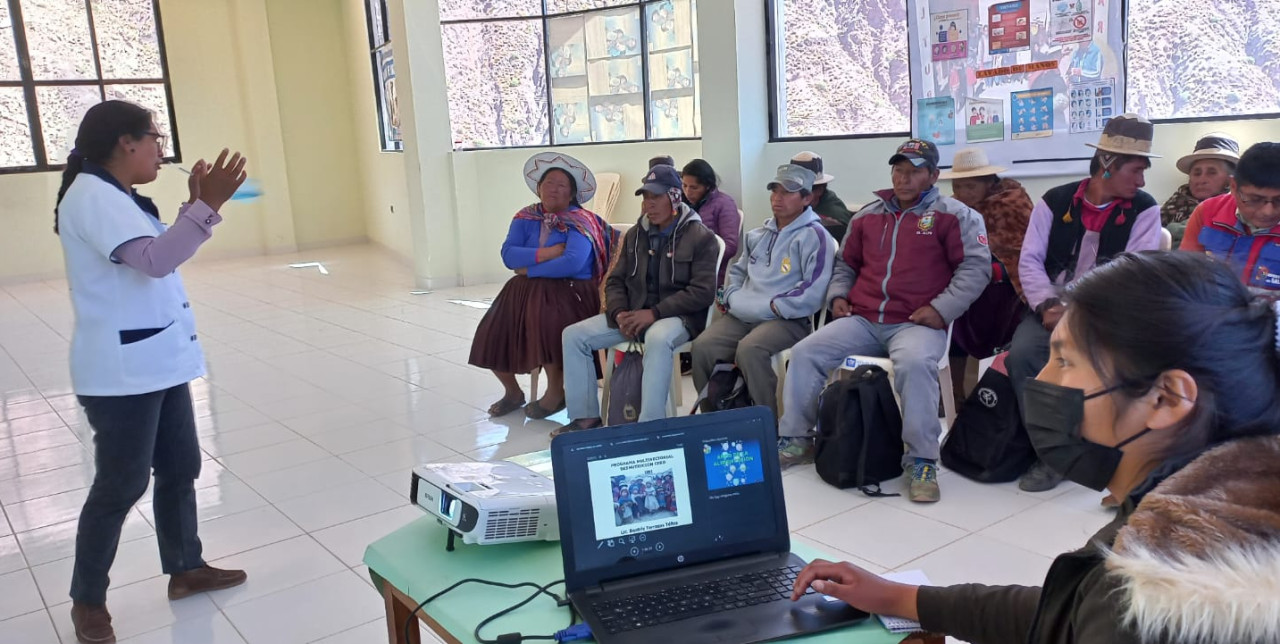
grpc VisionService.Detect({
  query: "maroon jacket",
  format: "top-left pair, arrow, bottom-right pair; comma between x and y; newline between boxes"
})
829,187 -> 991,324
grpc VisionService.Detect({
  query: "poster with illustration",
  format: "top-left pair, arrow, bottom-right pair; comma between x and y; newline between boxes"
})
916,96 -> 956,146
1050,0 -> 1092,45
646,0 -> 692,52
1067,78 -> 1114,133
585,8 -> 640,59
590,95 -> 644,141
552,87 -> 591,144
650,95 -> 695,138
965,97 -> 1005,143
548,16 -> 588,78
649,49 -> 694,91
988,1 -> 1031,55
588,57 -> 643,97
930,10 -> 968,61
1011,88 -> 1054,140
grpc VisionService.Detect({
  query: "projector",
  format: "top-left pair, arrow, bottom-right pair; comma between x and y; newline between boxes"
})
410,461 -> 559,549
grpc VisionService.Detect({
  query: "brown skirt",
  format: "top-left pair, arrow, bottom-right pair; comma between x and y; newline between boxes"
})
468,275 -> 600,374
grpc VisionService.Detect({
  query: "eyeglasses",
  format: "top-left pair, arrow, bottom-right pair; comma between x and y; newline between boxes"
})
146,131 -> 168,148
1237,192 -> 1280,210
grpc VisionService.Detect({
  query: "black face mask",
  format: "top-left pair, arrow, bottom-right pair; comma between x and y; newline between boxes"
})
1022,378 -> 1152,492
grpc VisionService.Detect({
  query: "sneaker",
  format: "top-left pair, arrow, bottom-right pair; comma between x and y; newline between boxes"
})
777,437 -> 815,470
906,460 -> 940,503
167,565 -> 247,600
71,602 -> 114,643
1018,460 -> 1064,492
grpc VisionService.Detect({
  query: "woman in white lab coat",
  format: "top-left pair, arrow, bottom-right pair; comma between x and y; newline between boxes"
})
54,100 -> 249,644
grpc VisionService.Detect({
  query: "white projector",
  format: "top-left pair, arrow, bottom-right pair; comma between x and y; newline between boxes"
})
410,461 -> 559,549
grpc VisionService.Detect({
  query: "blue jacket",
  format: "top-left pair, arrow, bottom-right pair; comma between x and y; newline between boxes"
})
500,217 -> 594,280
721,207 -> 835,323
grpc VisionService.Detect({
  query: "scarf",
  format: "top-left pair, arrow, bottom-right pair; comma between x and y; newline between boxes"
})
514,203 -> 613,277
1161,183 -> 1203,226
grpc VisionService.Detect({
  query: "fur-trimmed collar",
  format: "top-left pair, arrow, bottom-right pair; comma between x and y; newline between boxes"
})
1105,435 -> 1280,643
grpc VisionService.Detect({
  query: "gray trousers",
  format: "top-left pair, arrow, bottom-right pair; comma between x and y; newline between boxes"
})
778,315 -> 947,463
690,314 -> 811,418
1007,312 -> 1051,413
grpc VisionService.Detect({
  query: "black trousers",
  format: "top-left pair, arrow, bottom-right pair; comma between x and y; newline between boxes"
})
71,383 -> 204,604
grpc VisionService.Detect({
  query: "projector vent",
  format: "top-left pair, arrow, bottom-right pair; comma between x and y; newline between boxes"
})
483,508 -> 541,541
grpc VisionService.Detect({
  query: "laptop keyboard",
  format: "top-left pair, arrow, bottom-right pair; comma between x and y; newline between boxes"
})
591,564 -> 816,634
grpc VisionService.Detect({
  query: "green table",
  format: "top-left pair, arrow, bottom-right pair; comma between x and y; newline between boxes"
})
364,516 -> 938,644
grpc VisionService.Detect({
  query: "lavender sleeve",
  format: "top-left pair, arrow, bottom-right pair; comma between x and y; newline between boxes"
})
112,201 -> 222,278
1018,199 -> 1056,311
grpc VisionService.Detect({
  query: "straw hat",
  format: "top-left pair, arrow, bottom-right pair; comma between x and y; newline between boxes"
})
939,147 -> 1007,180
523,152 -> 597,204
1175,133 -> 1240,174
1086,113 -> 1161,158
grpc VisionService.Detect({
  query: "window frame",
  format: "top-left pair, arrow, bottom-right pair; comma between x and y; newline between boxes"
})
765,0 -> 1280,143
438,0 -> 702,151
0,0 -> 182,174
364,0 -> 403,152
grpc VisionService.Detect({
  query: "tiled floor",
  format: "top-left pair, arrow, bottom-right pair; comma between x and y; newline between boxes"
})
0,245 -> 1116,643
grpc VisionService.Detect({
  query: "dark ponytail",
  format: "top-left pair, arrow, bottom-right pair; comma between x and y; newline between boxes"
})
54,100 -> 153,234
1064,251 -> 1280,463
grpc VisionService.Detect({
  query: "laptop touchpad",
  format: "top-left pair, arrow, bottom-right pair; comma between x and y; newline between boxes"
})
697,617 -> 757,641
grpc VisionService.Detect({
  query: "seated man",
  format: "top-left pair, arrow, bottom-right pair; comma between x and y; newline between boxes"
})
556,164 -> 720,436
791,151 -> 854,240
776,140 -> 991,504
1180,142 -> 1280,295
691,164 -> 835,419
1012,114 -> 1163,493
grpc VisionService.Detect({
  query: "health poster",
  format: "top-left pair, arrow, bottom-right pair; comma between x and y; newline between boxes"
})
965,98 -> 1005,143
1051,0 -> 1092,45
1011,88 -> 1053,140
916,96 -> 956,146
988,1 -> 1031,55
1068,78 -> 1115,133
930,10 -> 968,62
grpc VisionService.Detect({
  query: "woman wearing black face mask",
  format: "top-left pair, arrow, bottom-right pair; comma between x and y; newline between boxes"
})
790,251 -> 1280,644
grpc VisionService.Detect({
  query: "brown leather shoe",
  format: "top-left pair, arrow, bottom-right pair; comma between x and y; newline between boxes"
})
167,565 -> 247,600
71,602 -> 115,644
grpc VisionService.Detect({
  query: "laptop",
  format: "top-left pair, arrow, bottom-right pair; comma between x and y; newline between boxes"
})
550,407 -> 869,644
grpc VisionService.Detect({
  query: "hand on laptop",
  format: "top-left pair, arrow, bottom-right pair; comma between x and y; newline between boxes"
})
791,559 -> 920,621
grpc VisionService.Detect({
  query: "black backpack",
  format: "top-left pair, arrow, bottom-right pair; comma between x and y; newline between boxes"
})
606,345 -> 644,426
814,365 -> 904,495
941,354 -> 1037,483
691,361 -> 753,414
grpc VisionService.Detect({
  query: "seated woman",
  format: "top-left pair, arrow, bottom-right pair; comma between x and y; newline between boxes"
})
468,152 -> 612,419
1162,133 -> 1239,246
939,147 -> 1033,404
792,251 -> 1280,643
681,159 -> 740,283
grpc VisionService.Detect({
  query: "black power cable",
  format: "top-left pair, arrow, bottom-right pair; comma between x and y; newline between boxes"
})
401,577 -> 581,644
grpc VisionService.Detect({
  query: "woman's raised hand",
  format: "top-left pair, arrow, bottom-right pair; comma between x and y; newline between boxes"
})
198,149 -> 248,212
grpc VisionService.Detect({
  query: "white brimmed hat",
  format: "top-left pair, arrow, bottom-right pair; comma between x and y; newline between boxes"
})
523,152 -> 597,204
1175,133 -> 1240,174
939,147 -> 1007,180
1085,113 -> 1161,158
789,151 -> 835,185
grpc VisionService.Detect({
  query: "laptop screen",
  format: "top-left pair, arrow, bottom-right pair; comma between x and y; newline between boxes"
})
551,408 -> 790,592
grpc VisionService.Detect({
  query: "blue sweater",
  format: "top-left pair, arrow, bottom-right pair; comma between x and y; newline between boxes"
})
721,207 -> 835,323
500,217 -> 595,280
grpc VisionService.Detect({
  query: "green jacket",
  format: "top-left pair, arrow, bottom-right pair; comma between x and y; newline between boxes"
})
813,188 -> 854,239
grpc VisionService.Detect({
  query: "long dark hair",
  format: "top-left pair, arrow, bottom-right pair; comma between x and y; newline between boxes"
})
1064,251 -> 1280,462
54,100 -> 153,234
681,158 -> 717,196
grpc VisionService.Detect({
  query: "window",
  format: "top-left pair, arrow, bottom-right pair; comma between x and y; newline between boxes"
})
0,0 -> 179,172
438,0 -> 700,150
365,0 -> 403,151
1126,0 -> 1280,121
769,0 -> 911,139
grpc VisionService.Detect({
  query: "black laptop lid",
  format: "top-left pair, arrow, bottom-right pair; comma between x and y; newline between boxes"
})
550,407 -> 790,592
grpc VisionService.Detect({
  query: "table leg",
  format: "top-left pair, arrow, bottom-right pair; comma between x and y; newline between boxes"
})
378,575 -> 422,644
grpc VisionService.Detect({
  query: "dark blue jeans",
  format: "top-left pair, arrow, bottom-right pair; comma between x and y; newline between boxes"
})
71,383 -> 204,604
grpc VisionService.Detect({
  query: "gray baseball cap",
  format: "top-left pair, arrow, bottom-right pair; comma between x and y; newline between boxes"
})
766,164 -> 816,193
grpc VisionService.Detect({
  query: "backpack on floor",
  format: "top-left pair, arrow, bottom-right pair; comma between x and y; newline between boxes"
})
607,344 -> 644,426
941,352 -> 1036,483
814,365 -> 904,495
691,361 -> 753,414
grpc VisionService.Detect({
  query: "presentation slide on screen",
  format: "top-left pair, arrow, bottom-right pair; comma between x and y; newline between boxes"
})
588,448 -> 694,542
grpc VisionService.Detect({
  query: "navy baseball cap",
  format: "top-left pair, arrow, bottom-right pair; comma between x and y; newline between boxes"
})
889,139 -> 940,170
636,164 -> 682,195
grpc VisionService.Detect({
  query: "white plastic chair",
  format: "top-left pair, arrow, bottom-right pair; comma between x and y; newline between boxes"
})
832,321 -> 957,427
769,234 -> 839,417
1159,227 -> 1173,251
587,172 -> 622,223
601,235 -> 726,420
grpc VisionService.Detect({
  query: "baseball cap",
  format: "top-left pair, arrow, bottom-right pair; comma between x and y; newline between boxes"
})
889,139 -> 940,170
635,164 -> 682,196
766,164 -> 816,193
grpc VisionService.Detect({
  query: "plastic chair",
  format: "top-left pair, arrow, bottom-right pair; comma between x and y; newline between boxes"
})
1159,227 -> 1173,251
769,234 -> 838,417
600,235 -> 726,420
832,321 -> 957,427
587,172 -> 622,223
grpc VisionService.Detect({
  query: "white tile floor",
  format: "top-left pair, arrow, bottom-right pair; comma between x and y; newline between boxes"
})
0,245 -> 1117,643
